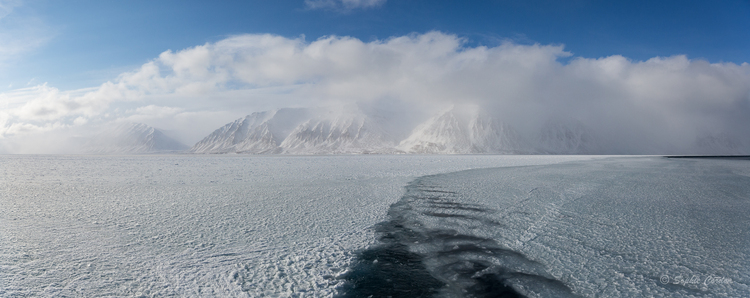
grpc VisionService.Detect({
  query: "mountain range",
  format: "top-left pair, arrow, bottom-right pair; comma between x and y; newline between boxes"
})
83,106 -> 746,155
190,106 -> 595,154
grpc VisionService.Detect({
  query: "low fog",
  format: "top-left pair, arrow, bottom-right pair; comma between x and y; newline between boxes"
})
1,32 -> 749,154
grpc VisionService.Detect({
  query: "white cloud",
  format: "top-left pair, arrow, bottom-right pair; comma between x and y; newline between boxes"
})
305,0 -> 386,11
73,116 -> 88,125
0,31 -> 748,153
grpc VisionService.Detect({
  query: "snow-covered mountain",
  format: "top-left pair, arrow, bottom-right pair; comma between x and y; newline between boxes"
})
397,106 -> 529,154
191,107 -> 397,154
85,122 -> 188,154
192,106 -> 696,155
190,108 -> 309,154
535,118 -> 602,154
280,111 -> 396,154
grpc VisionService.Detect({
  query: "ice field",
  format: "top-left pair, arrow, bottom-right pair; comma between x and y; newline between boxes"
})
339,156 -> 750,297
1,155 -> 748,297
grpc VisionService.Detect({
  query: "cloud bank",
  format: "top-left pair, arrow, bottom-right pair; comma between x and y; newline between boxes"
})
1,31 -> 749,154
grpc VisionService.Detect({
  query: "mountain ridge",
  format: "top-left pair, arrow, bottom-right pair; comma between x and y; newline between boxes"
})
191,106 -> 557,155
84,122 -> 189,154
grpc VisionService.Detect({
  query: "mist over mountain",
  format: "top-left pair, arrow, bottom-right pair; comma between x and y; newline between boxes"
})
279,110 -> 397,154
84,122 -> 188,154
396,105 -> 530,154
693,133 -> 746,156
536,118 -> 602,155
190,109 -> 309,154
190,103 -> 750,155
187,105 -> 578,155
192,107 -> 398,154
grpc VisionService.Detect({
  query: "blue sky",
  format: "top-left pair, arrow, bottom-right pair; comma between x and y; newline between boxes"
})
3,0 -> 749,90
1,0 -> 749,153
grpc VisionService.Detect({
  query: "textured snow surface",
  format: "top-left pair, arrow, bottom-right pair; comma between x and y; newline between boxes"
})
0,154 -> 593,297
338,156 -> 750,297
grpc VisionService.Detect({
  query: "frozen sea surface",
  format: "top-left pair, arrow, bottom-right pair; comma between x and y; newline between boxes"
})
0,155 -> 594,297
339,156 -> 750,297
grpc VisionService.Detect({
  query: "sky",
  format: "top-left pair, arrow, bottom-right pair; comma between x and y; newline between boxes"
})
0,0 -> 749,153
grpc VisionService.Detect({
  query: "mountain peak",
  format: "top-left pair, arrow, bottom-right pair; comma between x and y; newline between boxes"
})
397,105 -> 529,154
85,122 -> 188,154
